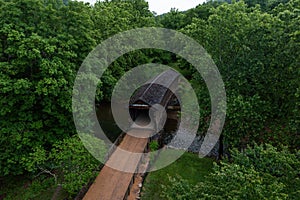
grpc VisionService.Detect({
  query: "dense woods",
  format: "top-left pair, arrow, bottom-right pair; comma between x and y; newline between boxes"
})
0,0 -> 299,199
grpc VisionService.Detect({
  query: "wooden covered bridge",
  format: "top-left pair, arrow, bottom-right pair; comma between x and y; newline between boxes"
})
83,69 -> 180,200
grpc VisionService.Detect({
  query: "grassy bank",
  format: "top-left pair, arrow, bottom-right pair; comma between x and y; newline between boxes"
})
141,150 -> 214,200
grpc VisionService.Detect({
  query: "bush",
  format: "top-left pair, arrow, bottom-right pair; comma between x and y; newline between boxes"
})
149,140 -> 159,151
231,144 -> 300,178
22,135 -> 106,196
162,144 -> 299,199
162,164 -> 287,200
49,135 -> 105,195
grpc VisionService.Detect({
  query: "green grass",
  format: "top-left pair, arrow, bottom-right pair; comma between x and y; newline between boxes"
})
141,150 -> 214,200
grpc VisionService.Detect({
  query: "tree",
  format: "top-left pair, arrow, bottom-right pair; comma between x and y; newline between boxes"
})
0,0 -> 96,175
24,135 -> 106,196
91,0 -> 156,101
181,1 -> 299,149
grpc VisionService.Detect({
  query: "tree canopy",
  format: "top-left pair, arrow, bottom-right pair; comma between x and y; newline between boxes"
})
0,0 -> 299,198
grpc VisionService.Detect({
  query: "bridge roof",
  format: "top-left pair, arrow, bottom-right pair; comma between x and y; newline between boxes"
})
130,69 -> 180,107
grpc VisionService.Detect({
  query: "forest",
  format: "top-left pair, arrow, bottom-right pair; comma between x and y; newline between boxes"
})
0,0 -> 299,199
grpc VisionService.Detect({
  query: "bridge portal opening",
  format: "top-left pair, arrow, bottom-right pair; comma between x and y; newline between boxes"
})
129,94 -> 181,130
129,101 -> 151,127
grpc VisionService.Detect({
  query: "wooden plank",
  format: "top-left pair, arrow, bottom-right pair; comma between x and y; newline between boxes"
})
83,130 -> 153,200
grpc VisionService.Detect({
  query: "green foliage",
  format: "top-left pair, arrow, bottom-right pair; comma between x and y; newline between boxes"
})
161,175 -> 195,200
162,144 -> 299,199
1,135 -> 105,198
231,144 -> 300,177
231,144 -> 300,199
224,94 -> 268,148
181,0 -> 300,149
1,0 -> 299,197
93,0 -> 155,41
243,0 -> 290,11
23,145 -> 48,173
157,9 -> 187,30
149,140 -> 159,151
49,135 -> 104,195
0,0 -> 96,175
1,175 -> 59,200
163,164 -> 287,200
90,0 -> 156,100
142,151 -> 213,200
157,1 -> 223,29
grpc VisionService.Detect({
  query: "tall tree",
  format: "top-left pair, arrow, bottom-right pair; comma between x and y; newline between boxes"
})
0,0 -> 96,175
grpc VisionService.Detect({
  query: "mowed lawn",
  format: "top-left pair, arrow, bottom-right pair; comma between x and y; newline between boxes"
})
141,150 -> 214,200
